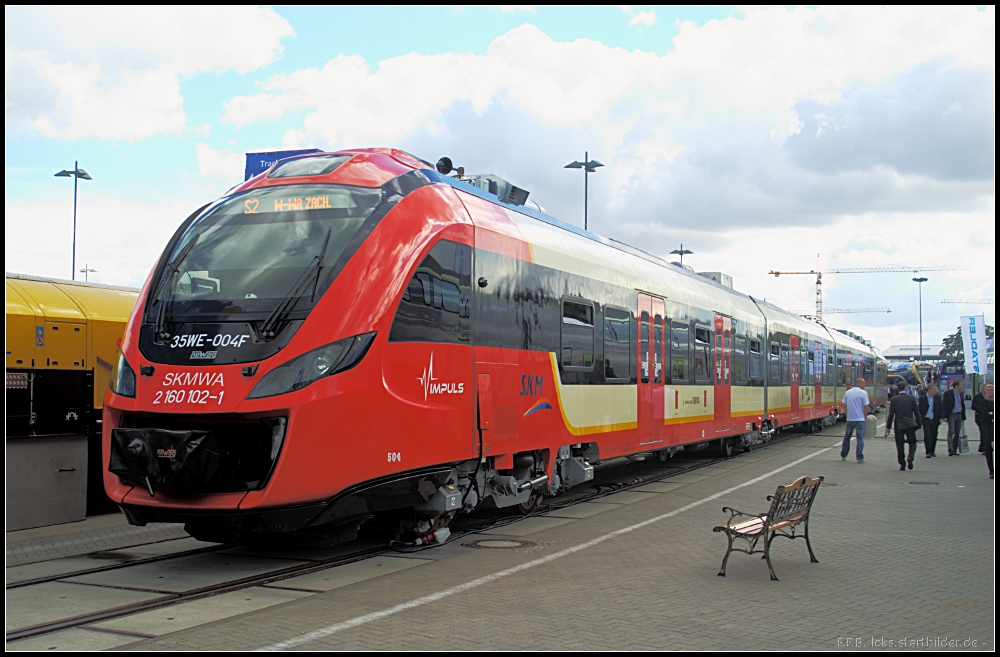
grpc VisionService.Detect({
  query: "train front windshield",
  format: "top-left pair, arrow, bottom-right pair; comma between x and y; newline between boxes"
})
151,185 -> 383,318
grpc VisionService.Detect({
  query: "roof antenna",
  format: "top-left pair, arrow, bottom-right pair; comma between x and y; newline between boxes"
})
436,157 -> 464,177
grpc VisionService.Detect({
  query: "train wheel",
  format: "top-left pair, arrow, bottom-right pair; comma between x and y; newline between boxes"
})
657,449 -> 670,462
719,438 -> 733,458
515,493 -> 542,515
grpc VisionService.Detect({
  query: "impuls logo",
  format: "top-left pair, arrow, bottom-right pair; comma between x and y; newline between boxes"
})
418,352 -> 464,400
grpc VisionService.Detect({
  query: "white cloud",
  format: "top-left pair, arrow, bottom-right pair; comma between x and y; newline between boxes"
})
224,7 -> 993,150
629,10 -> 657,27
498,6 -> 536,13
650,207 -> 997,351
4,7 -> 294,140
195,143 -> 245,183
4,192 -> 201,288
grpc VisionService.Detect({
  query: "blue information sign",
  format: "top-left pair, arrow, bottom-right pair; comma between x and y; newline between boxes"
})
244,149 -> 322,181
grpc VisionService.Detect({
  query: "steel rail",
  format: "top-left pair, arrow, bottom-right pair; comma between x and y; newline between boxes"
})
5,545 -> 387,642
6,543 -> 227,591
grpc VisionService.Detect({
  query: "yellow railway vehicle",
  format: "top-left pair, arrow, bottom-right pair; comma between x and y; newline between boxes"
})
5,273 -> 138,529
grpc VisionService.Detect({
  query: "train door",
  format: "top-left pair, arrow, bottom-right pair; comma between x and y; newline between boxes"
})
813,341 -> 823,411
644,297 -> 666,447
790,335 -> 800,420
713,315 -> 732,434
637,294 -> 653,445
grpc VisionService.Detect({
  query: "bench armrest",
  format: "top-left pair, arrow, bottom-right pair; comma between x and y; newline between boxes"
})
721,506 -> 762,522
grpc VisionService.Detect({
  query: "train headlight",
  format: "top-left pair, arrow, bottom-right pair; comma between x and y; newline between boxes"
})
314,354 -> 333,375
247,332 -> 376,399
110,352 -> 137,398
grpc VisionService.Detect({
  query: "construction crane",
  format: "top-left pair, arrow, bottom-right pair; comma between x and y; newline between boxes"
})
769,256 -> 969,322
795,308 -> 891,321
941,299 -> 994,304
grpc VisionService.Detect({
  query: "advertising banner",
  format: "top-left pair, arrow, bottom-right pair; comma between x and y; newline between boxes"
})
960,315 -> 986,376
244,149 -> 321,181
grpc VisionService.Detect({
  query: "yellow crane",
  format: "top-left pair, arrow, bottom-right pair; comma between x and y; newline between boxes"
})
769,257 -> 968,322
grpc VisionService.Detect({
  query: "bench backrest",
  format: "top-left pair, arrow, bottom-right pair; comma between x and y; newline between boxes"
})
766,476 -> 823,527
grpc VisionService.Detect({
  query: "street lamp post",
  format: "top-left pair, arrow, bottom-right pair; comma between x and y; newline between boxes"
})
564,152 -> 603,231
913,277 -> 928,360
670,244 -> 693,267
54,161 -> 93,280
79,265 -> 97,282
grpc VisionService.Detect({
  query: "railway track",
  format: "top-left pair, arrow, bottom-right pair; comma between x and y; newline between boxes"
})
6,425 -> 832,643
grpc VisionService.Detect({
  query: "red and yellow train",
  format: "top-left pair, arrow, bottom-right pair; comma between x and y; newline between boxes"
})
104,148 -> 887,544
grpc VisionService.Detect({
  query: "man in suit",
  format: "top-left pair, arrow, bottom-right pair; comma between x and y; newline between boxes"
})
919,384 -> 944,457
887,381 -> 922,470
978,384 -> 994,479
972,383 -> 987,452
943,379 -> 966,456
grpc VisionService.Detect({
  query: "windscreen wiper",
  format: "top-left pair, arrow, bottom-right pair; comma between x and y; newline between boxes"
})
152,234 -> 200,342
259,228 -> 332,340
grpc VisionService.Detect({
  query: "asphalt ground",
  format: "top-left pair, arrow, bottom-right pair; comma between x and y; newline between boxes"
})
6,417 -> 994,651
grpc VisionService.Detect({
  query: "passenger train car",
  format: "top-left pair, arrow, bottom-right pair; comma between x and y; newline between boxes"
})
103,149 -> 885,544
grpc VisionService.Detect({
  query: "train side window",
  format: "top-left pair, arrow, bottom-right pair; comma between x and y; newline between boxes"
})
714,330 -> 723,385
653,314 -> 663,384
639,311 -> 650,383
734,335 -> 748,385
603,306 -> 631,383
694,326 -> 711,384
780,341 -> 790,385
769,341 -> 780,381
749,339 -> 761,381
562,299 -> 595,371
670,322 -> 690,383
807,348 -> 814,380
389,240 -> 472,344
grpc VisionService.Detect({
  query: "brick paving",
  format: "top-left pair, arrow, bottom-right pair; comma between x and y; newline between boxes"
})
6,522 -> 187,566
105,420 -> 993,651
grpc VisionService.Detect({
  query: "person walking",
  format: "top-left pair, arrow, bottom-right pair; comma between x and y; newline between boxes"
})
943,379 -> 967,456
887,381 -> 921,470
840,377 -> 870,463
972,383 -> 987,452
977,384 -> 993,479
919,383 -> 944,457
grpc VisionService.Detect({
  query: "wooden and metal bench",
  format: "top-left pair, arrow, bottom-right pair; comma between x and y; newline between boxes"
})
713,475 -> 823,581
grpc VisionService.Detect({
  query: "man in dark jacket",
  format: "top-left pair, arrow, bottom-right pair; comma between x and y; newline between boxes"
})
978,385 -> 993,479
887,381 -> 922,470
919,384 -> 944,457
972,383 -> 987,452
943,380 -> 966,456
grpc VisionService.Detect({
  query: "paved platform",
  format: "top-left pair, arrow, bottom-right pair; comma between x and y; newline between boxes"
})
6,420 -> 994,651
6,514 -> 186,566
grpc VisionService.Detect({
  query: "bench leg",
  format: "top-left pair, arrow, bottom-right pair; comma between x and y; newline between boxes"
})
718,534 -> 734,576
804,519 -> 818,563
764,534 -> 779,581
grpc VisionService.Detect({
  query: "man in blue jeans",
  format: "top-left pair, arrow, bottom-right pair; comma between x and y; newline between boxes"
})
841,377 -> 870,462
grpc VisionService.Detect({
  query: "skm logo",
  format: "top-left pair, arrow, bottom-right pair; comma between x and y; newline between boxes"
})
417,352 -> 465,401
519,374 -> 544,397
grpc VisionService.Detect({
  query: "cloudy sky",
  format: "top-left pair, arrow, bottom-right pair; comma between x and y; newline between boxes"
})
5,6 -> 995,350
